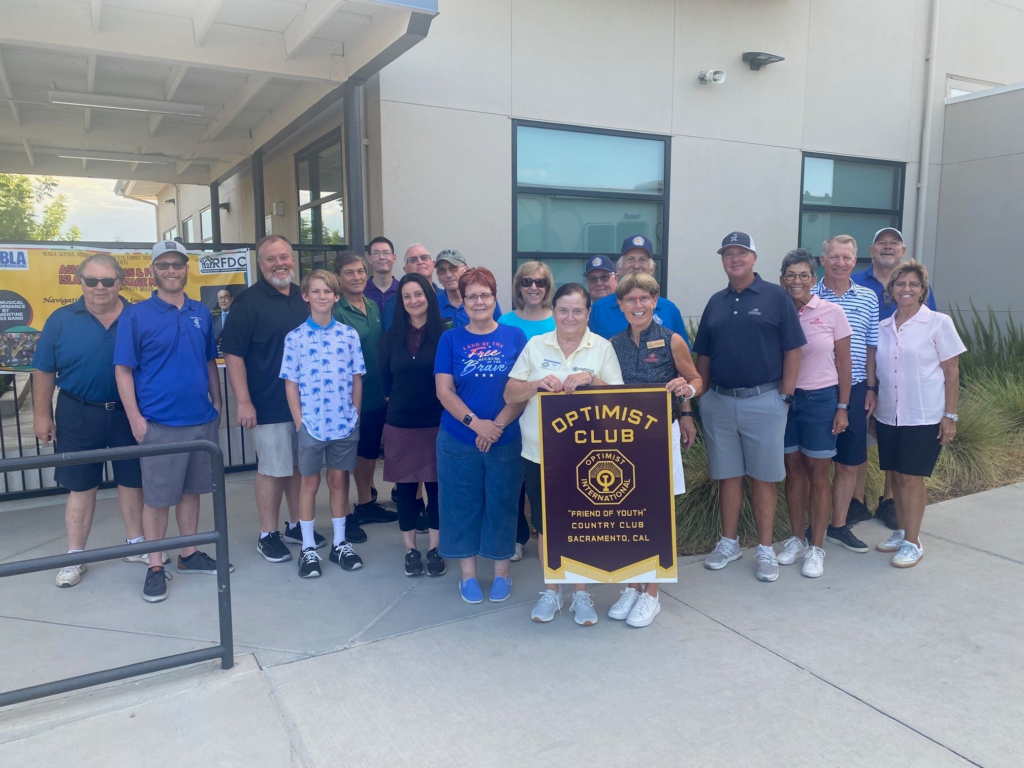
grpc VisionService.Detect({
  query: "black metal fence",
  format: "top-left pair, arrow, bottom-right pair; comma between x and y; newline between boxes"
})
0,440 -> 233,709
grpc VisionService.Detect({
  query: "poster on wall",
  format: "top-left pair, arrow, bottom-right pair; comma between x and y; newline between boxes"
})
0,245 -> 249,371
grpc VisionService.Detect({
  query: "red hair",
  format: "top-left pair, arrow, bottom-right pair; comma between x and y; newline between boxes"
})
458,267 -> 497,299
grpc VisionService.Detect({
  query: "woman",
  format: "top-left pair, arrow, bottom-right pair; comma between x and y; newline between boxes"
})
776,249 -> 853,578
874,260 -> 965,568
609,272 -> 703,627
378,273 -> 447,578
434,267 -> 528,603
505,283 -> 623,626
500,261 -> 556,563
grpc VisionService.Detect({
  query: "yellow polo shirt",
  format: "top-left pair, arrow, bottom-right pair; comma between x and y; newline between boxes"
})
508,328 -> 623,463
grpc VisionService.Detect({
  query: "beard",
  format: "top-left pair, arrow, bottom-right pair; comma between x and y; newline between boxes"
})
267,270 -> 294,288
153,269 -> 188,292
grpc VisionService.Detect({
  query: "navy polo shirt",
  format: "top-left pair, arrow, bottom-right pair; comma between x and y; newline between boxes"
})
588,293 -> 691,347
32,296 -> 128,403
113,292 -> 219,426
364,276 -> 400,314
851,266 -> 938,321
693,273 -> 806,390
219,280 -> 309,425
438,290 -> 502,330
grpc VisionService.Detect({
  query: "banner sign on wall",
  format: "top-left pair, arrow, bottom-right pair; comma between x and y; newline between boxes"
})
0,245 -> 249,370
538,386 -> 677,584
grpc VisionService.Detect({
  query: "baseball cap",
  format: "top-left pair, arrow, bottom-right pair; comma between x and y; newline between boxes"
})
435,248 -> 468,267
584,254 -> 616,275
151,240 -> 188,262
620,234 -> 653,257
717,231 -> 757,254
873,227 -> 903,243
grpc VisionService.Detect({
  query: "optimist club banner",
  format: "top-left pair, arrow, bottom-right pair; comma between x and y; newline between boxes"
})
0,245 -> 249,371
538,386 -> 677,584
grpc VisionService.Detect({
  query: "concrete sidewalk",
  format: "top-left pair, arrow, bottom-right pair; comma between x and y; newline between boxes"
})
1,475 -> 1021,767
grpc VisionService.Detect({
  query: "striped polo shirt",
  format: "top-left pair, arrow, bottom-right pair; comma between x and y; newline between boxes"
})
812,279 -> 878,385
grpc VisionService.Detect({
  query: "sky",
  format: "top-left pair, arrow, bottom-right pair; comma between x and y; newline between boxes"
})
35,176 -> 157,242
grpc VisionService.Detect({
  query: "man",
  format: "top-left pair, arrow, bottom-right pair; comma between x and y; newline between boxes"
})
583,254 -> 618,302
588,235 -> 690,346
221,234 -> 328,562
32,254 -> 148,588
382,243 -> 441,329
696,232 -> 806,582
114,241 -> 232,603
435,248 -> 502,329
215,289 -> 234,333
364,236 -> 400,315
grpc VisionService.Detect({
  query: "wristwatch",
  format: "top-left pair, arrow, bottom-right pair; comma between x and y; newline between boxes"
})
944,412 -> 959,422
678,412 -> 694,418
837,403 -> 850,410
866,385 -> 879,393
780,393 -> 795,405
462,413 -> 474,426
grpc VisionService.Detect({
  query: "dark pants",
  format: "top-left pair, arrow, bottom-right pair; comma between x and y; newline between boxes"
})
516,483 -> 530,545
396,481 -> 439,532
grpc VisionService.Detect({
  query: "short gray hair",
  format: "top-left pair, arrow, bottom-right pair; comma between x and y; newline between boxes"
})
780,248 -> 816,277
75,253 -> 124,282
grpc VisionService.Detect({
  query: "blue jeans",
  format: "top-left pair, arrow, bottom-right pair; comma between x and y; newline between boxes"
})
436,428 -> 525,560
784,385 -> 839,459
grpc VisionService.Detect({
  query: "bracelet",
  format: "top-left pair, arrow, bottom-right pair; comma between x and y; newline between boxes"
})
678,412 -> 694,417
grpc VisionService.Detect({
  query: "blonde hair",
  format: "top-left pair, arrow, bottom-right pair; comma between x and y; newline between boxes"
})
300,269 -> 340,296
884,259 -> 931,306
512,261 -> 554,310
822,234 -> 857,258
615,272 -> 660,301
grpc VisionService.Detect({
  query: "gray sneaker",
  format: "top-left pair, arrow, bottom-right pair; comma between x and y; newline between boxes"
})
705,537 -> 742,570
570,590 -> 598,626
755,545 -> 779,582
530,589 -> 563,622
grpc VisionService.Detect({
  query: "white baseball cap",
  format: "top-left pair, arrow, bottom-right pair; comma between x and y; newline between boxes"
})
151,240 -> 188,261
873,227 -> 903,243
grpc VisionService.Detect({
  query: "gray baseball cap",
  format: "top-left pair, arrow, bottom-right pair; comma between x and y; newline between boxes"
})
151,240 -> 188,261
435,248 -> 468,267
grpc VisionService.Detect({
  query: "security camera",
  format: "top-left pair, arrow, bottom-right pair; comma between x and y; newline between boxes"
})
699,70 -> 726,85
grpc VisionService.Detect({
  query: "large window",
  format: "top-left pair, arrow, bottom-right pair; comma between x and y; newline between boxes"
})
513,121 -> 671,290
799,154 -> 905,263
296,131 -> 345,247
200,207 -> 213,243
182,218 -> 195,243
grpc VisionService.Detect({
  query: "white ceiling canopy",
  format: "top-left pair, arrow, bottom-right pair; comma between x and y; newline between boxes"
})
0,0 -> 436,186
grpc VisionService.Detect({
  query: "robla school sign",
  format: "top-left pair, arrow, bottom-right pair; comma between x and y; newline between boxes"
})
538,386 -> 678,584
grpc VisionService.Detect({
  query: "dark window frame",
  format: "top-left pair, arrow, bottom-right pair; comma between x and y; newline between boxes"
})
294,129 -> 345,247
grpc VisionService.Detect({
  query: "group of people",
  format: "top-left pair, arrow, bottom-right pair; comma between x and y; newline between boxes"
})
31,225 -> 964,627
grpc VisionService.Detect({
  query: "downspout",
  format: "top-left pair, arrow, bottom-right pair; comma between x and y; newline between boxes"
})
913,0 -> 941,262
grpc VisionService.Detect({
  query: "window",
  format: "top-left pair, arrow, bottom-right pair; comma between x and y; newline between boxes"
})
799,154 -> 905,264
264,214 -> 273,236
513,121 -> 671,291
162,226 -> 178,240
946,75 -> 1001,101
296,131 -> 345,247
182,218 -> 194,243
200,207 -> 213,243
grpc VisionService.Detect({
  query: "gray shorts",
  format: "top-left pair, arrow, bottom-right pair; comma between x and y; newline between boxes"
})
700,387 -> 787,482
140,418 -> 219,508
253,422 -> 298,477
297,423 -> 359,477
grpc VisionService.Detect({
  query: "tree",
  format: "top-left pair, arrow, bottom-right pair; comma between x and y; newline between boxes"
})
0,174 -> 81,241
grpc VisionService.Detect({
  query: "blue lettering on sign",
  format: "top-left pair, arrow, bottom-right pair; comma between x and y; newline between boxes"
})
0,250 -> 29,270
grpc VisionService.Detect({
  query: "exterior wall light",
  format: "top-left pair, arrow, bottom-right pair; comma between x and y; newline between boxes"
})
742,52 -> 785,70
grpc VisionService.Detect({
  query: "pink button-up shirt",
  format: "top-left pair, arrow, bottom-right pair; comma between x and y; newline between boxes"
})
876,305 -> 966,426
794,294 -> 853,391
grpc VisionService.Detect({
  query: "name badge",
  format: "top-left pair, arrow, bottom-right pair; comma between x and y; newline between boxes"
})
646,339 -> 666,349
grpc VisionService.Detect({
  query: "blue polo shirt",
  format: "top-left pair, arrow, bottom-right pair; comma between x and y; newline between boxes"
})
382,282 -> 444,330
693,273 -> 806,390
588,293 -> 690,347
438,291 -> 503,330
113,292 -> 219,426
851,266 -> 938,321
32,297 -> 128,403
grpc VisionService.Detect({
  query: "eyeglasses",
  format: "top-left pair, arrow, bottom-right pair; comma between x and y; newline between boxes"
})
783,273 -> 814,282
406,254 -> 432,264
622,295 -> 654,307
892,280 -> 923,290
555,307 -> 587,319
464,293 -> 494,304
370,249 -> 393,257
586,273 -> 613,285
81,277 -> 117,288
520,277 -> 549,288
436,264 -> 461,275
153,261 -> 187,271
623,256 -> 652,266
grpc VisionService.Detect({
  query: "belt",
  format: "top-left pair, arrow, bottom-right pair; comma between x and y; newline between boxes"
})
710,381 -> 780,399
60,389 -> 123,411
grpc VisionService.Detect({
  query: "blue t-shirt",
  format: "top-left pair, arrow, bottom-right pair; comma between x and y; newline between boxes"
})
113,292 -> 218,426
851,266 -> 938,321
438,291 -> 503,330
433,324 -> 527,446
32,297 -> 128,403
588,293 -> 690,347
498,311 -> 555,340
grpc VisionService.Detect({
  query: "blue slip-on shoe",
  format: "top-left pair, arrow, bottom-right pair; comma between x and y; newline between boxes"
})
489,575 -> 512,603
459,577 -> 484,604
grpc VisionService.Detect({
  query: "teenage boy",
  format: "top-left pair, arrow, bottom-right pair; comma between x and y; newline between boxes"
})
281,270 -> 366,578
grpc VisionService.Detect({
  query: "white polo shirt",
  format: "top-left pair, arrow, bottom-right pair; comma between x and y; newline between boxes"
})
508,328 -> 623,463
875,305 -> 966,427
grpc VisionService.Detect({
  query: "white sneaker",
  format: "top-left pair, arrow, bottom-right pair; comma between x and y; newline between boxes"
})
124,552 -> 171,565
55,563 -> 86,588
510,542 -> 524,563
570,591 -> 598,626
626,592 -> 661,628
876,529 -> 906,553
530,589 -> 563,622
607,587 -> 641,620
892,540 -> 923,568
755,545 -> 779,582
801,545 -> 825,578
704,537 -> 742,570
777,536 -> 808,565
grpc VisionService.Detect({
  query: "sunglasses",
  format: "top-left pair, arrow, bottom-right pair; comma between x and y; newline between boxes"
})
520,277 -> 549,288
81,277 -> 117,288
153,260 -> 188,271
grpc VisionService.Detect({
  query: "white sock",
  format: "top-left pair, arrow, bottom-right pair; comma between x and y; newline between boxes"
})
299,520 -> 316,550
68,549 -> 84,554
259,531 -> 272,540
127,536 -> 144,545
332,517 -> 346,547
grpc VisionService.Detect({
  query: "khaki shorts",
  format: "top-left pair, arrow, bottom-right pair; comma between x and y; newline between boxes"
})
253,422 -> 299,477
140,419 -> 219,508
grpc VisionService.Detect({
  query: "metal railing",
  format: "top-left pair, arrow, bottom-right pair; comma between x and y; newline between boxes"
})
0,440 -> 234,709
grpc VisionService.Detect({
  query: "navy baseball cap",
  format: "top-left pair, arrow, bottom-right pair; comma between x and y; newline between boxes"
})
717,231 -> 757,254
620,234 -> 653,257
584,254 -> 616,275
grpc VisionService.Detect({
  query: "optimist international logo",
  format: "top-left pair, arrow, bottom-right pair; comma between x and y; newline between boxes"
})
0,249 -> 29,270
198,253 -> 247,274
576,450 -> 635,505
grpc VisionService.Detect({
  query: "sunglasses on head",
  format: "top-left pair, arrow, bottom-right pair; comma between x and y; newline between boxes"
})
153,260 -> 187,271
520,277 -> 549,288
81,277 -> 117,288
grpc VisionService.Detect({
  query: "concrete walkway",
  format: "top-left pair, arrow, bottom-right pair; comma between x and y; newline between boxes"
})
1,474 -> 1021,767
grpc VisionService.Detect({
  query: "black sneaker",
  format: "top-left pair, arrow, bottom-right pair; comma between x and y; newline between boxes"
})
282,523 -> 327,550
330,542 -> 363,571
846,498 -> 872,526
876,496 -> 899,530
426,547 -> 446,577
143,566 -> 171,602
177,550 -> 235,574
350,500 -> 398,525
414,497 -> 428,534
257,531 -> 292,563
826,524 -> 869,553
371,486 -> 379,504
405,548 -> 424,577
298,548 -> 322,578
345,517 -> 368,544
